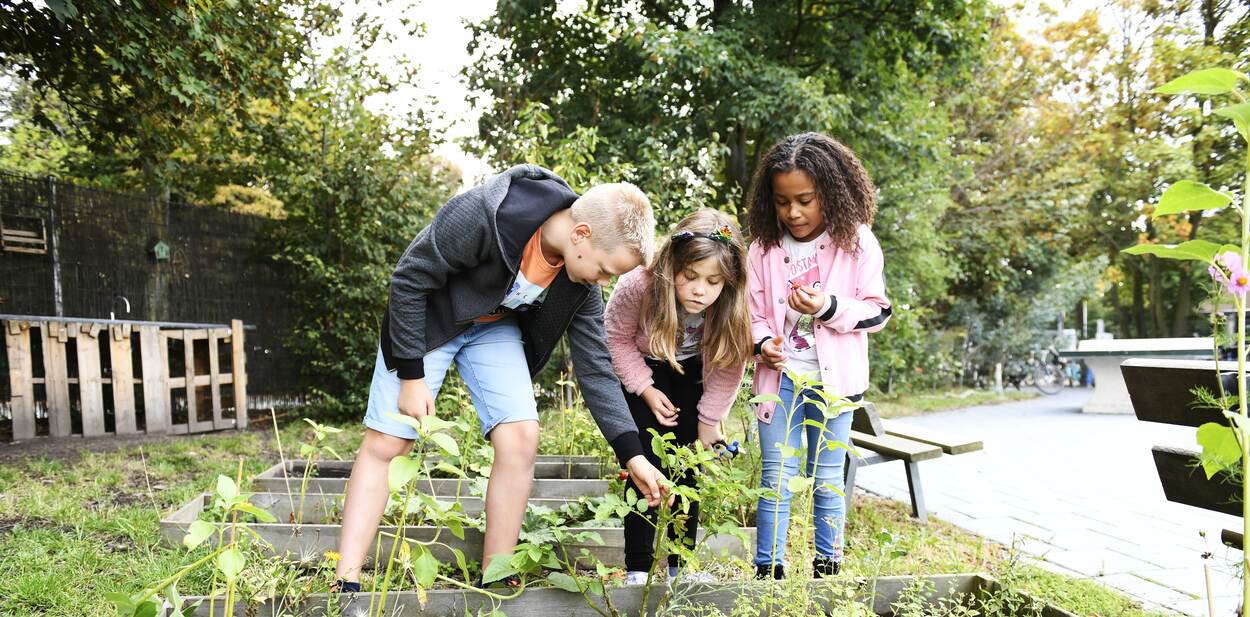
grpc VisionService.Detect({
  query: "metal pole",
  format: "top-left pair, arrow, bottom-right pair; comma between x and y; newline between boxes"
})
46,175 -> 63,317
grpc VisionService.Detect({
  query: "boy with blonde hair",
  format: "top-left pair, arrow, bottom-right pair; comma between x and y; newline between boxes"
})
333,165 -> 670,590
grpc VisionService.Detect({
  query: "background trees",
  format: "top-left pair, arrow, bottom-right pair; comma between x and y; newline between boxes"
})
2,0 -> 1246,399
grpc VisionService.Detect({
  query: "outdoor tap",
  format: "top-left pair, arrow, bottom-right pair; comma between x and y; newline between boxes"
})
110,295 -> 131,321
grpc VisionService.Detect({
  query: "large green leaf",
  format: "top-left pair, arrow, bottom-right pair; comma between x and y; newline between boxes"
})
1153,68 -> 1248,96
182,519 -> 216,550
105,592 -> 136,614
748,393 -> 784,406
1122,239 -> 1224,263
786,475 -> 814,494
215,475 -> 238,502
428,432 -> 460,457
548,571 -> 585,593
1196,422 -> 1242,479
1153,180 -> 1233,217
1214,102 -> 1250,141
481,554 -> 519,584
134,600 -> 159,617
434,462 -> 466,479
420,415 -> 457,434
216,547 -> 245,583
412,547 -> 439,588
388,456 -> 423,492
385,412 -> 423,431
231,502 -> 277,523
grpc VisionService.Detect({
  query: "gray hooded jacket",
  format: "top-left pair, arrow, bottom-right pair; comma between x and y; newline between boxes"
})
381,165 -> 645,464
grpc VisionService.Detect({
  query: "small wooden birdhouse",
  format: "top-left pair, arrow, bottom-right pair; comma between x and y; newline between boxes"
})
151,239 -> 171,261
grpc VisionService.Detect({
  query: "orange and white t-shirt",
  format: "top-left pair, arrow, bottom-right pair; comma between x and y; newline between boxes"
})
475,229 -> 563,323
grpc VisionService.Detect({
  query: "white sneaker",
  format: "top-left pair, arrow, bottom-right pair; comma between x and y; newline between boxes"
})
624,570 -> 649,586
670,569 -> 717,587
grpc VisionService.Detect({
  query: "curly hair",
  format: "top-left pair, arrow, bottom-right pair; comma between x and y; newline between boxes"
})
745,132 -> 877,253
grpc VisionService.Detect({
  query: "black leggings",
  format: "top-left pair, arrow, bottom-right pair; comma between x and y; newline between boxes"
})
622,355 -> 704,572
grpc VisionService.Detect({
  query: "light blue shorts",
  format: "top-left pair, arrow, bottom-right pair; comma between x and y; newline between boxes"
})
364,316 -> 539,440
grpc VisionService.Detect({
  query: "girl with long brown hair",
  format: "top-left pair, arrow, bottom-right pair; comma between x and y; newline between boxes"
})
603,208 -> 751,585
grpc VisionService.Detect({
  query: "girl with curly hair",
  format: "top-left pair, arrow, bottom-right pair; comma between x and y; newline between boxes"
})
746,132 -> 892,579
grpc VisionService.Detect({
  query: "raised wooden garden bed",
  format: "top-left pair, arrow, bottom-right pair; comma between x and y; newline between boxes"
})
160,491 -> 753,569
251,457 -> 612,502
253,455 -> 613,498
164,573 -> 1076,617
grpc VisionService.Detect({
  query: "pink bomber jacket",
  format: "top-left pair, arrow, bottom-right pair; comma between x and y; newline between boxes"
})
749,225 -> 892,423
603,267 -> 748,426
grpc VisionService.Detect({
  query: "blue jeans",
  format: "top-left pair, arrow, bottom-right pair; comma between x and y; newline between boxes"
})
754,374 -> 854,566
364,316 -> 539,439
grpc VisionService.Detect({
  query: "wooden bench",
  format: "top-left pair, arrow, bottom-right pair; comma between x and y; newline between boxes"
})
843,404 -> 984,521
1121,358 -> 1243,548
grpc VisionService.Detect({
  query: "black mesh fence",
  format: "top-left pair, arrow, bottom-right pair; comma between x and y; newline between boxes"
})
0,170 -> 302,406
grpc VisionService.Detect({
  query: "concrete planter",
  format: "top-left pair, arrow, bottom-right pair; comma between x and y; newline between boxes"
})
161,492 -> 753,569
254,458 -> 613,499
165,573 -> 1077,616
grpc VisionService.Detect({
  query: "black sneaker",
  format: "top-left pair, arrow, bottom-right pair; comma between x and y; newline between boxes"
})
330,579 -> 361,593
754,564 -> 785,580
813,557 -> 840,578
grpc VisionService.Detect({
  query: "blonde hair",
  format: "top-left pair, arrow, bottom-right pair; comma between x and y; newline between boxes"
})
644,209 -> 752,373
570,182 -> 656,263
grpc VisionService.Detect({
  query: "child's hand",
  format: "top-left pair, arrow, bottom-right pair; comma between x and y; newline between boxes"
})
696,421 -> 724,452
788,284 -> 827,315
641,386 -> 680,427
625,456 -> 675,507
760,336 -> 786,370
398,378 -> 436,419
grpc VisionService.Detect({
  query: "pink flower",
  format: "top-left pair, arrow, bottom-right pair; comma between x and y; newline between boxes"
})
1210,265 -> 1228,284
1210,251 -> 1245,289
1220,251 -> 1244,272
1229,268 -> 1250,296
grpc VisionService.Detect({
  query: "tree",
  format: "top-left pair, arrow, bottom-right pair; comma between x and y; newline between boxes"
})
465,0 -> 996,391
0,2 -> 459,410
0,0 -> 335,194
937,11 -> 1104,371
262,26 -> 459,412
1047,1 -> 1250,338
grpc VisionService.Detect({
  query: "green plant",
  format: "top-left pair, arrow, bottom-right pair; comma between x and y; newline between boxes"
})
108,465 -> 277,617
541,428 -> 746,617
749,368 -> 861,579
1122,65 -> 1250,612
373,412 -> 484,615
293,419 -> 343,525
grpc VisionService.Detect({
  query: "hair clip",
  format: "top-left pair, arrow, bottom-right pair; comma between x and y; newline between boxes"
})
707,225 -> 734,245
671,225 -> 736,247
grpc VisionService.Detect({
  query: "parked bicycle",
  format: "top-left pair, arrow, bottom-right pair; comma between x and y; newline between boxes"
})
1002,345 -> 1068,395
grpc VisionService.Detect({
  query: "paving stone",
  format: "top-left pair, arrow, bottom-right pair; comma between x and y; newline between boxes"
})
1169,596 -> 1242,617
1095,572 -> 1202,608
851,390 -> 1250,613
1020,546 -> 1161,577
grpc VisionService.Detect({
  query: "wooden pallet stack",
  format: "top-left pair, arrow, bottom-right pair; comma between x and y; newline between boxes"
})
2,316 -> 248,440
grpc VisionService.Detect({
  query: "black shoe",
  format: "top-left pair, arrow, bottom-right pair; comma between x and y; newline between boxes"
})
754,564 -> 785,580
476,574 -> 522,589
331,579 -> 361,593
813,557 -> 840,578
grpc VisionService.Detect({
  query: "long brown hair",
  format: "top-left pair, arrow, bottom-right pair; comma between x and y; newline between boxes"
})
746,132 -> 877,253
643,209 -> 751,373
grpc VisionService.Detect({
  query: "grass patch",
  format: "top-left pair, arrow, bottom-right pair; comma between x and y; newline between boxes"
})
870,388 -> 1041,418
0,408 -> 1167,617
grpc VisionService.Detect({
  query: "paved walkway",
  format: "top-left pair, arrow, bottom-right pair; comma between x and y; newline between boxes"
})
854,388 -> 1243,616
